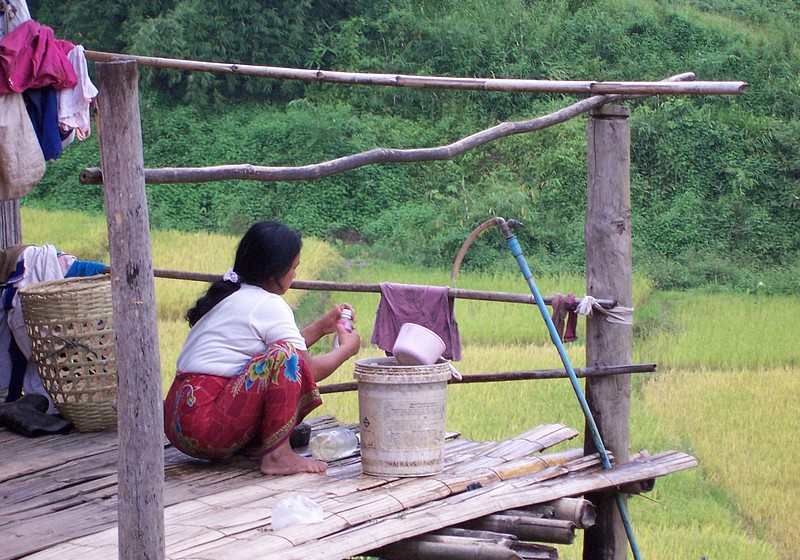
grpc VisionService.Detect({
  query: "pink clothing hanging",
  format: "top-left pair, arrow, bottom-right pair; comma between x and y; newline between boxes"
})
0,19 -> 76,94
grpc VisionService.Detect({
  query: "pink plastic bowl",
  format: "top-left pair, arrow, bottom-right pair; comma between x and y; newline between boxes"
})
392,323 -> 446,366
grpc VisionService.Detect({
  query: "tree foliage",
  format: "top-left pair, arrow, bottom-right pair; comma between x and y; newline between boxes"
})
24,0 -> 800,293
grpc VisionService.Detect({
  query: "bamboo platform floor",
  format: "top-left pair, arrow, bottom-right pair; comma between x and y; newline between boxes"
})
1,415 -> 697,560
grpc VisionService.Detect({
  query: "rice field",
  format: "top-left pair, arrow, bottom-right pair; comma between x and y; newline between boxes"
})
19,207 -> 799,560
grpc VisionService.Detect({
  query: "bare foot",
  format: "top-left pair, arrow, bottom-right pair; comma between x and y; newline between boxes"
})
260,440 -> 327,475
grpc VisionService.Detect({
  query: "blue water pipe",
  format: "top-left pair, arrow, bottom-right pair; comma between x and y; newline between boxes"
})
494,217 -> 643,560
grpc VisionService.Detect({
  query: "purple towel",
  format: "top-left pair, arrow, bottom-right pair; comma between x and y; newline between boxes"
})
371,282 -> 462,361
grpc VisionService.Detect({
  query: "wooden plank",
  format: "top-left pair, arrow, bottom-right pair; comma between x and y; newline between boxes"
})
142,452 -> 602,560
3,500 -> 121,559
449,425 -> 579,474
3,417 -> 696,560
3,472 -> 118,518
0,430 -> 120,482
272,451 -> 696,560
18,425 -> 580,560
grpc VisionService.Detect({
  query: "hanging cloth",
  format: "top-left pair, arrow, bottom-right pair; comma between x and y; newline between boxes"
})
0,0 -> 32,40
0,19 -> 77,94
57,45 -> 98,140
24,86 -> 62,161
371,283 -> 462,361
0,91 -> 45,200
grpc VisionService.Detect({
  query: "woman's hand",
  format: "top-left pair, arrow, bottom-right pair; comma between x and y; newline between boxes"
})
302,304 -> 361,382
334,319 -> 361,357
300,303 -> 356,347
320,304 -> 356,335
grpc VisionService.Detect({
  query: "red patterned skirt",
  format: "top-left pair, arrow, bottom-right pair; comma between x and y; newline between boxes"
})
164,341 -> 322,459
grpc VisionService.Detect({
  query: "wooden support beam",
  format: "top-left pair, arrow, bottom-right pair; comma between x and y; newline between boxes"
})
100,265 -> 619,309
78,72 -> 716,189
583,104 -> 633,559
95,59 -> 164,560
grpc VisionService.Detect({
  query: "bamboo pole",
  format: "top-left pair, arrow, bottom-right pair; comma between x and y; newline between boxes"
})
109,265 -> 618,308
368,529 -> 560,560
548,498 -> 597,530
79,72 -> 711,187
83,50 -> 747,96
464,513 -> 577,544
319,363 -> 657,394
369,533 -> 522,560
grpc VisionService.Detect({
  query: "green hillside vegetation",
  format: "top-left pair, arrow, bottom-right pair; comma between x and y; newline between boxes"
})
23,0 -> 800,294
20,208 -> 799,559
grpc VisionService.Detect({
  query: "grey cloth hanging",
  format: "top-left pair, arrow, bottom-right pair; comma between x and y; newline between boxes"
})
0,91 -> 45,200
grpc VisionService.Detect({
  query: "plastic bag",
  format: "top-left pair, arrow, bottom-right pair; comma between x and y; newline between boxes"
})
309,427 -> 359,461
271,493 -> 324,530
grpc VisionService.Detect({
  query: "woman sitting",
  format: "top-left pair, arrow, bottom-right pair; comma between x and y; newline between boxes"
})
164,221 -> 360,475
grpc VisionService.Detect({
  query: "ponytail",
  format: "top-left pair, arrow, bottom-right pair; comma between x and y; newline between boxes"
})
185,280 -> 240,327
184,220 -> 302,327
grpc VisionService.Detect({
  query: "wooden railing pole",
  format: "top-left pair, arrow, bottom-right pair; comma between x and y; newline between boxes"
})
95,59 -> 165,560
583,104 -> 633,560
0,199 -> 22,249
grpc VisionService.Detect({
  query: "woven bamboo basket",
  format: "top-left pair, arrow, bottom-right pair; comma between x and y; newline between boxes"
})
19,274 -> 117,432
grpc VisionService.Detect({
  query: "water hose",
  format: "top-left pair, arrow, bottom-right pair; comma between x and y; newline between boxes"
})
489,216 -> 643,560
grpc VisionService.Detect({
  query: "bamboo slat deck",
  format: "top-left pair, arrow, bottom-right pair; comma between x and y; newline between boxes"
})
1,417 -> 697,560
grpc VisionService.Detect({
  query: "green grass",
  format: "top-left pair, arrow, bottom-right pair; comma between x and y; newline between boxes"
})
633,290 -> 800,368
20,208 -> 799,560
641,368 -> 799,560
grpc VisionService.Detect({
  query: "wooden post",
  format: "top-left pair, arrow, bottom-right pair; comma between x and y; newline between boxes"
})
95,60 -> 164,560
583,104 -> 633,560
0,199 -> 22,248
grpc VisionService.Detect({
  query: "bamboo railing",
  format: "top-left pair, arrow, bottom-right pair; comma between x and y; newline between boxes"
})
84,50 -> 746,96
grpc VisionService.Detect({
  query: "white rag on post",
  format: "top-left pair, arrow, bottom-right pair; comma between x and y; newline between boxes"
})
576,295 -> 634,325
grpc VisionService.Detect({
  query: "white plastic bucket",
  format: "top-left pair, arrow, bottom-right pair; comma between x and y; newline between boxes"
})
354,357 -> 451,477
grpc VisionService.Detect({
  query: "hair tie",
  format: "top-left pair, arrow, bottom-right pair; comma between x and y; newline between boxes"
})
222,268 -> 239,283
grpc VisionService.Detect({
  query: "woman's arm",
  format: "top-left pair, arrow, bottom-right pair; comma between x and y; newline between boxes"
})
299,326 -> 360,382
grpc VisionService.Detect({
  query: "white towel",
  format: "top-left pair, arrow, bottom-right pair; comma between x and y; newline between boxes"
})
57,45 -> 98,140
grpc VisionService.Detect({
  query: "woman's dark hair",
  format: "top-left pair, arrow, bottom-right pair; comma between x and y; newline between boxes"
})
185,221 -> 302,327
